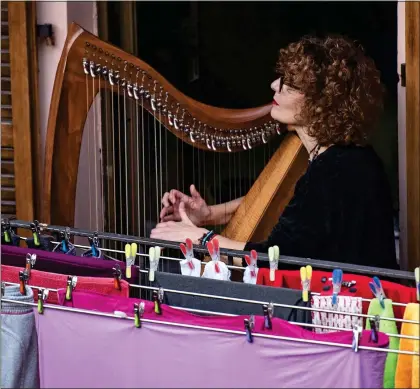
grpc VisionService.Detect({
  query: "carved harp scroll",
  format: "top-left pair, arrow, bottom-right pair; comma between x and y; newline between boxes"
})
42,22 -> 308,244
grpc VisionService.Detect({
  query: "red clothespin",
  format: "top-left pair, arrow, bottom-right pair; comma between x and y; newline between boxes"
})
19,270 -> 29,295
180,238 -> 195,270
112,264 -> 122,291
244,249 -> 258,277
207,239 -> 220,273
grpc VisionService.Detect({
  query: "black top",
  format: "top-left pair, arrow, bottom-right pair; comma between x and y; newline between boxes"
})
244,144 -> 399,270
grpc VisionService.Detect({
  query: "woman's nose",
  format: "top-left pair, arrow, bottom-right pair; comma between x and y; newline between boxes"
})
271,78 -> 280,92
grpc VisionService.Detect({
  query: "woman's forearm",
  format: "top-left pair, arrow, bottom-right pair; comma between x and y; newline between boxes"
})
204,197 -> 244,225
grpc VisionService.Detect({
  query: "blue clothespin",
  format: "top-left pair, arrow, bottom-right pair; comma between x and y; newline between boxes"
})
415,267 -> 419,301
332,269 -> 343,307
369,276 -> 386,308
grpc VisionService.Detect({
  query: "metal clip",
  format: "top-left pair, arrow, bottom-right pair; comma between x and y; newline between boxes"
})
112,264 -> 122,291
25,253 -> 37,278
244,315 -> 255,343
65,276 -> 77,301
37,289 -> 49,314
134,301 -> 145,328
263,303 -> 274,329
19,270 -> 29,295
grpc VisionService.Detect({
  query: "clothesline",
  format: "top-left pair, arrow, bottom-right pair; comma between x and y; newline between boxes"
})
1,297 -> 418,356
3,280 -> 417,341
7,219 -> 415,280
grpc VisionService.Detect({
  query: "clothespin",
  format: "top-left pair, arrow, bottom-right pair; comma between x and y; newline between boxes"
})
65,276 -> 77,301
369,315 -> 380,343
153,288 -> 163,315
19,270 -> 29,295
206,239 -> 220,273
352,325 -> 362,352
134,301 -> 145,328
60,227 -> 71,253
1,282 -> 5,297
244,315 -> 255,343
180,238 -> 195,270
268,245 -> 279,282
300,265 -> 312,302
112,264 -> 122,291
369,276 -> 386,308
37,289 -> 49,314
1,218 -> 12,243
87,232 -> 100,258
263,302 -> 274,330
25,253 -> 37,278
244,250 -> 258,278
148,246 -> 161,282
124,242 -> 137,279
331,268 -> 343,307
415,267 -> 419,301
30,220 -> 41,247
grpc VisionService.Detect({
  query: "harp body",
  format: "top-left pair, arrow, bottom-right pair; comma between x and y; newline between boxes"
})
42,23 -> 308,245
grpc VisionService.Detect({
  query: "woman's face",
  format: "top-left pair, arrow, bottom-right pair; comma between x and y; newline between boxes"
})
270,78 -> 305,125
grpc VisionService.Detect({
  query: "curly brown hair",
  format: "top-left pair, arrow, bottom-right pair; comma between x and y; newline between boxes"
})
276,35 -> 384,146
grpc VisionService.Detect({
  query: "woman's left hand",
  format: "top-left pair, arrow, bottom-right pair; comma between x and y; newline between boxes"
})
150,202 -> 208,244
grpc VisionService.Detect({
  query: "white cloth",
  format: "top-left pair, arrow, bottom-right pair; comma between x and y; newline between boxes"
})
180,258 -> 201,277
202,261 -> 230,281
311,295 -> 363,333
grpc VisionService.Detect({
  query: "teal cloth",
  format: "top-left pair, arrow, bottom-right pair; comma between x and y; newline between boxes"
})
366,298 -> 399,388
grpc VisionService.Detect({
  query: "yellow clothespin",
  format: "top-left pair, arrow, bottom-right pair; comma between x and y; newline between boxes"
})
300,265 -> 312,302
268,245 -> 279,282
148,246 -> 161,282
124,243 -> 137,279
415,267 -> 419,301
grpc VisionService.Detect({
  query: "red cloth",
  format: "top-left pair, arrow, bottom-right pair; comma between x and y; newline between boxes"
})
257,268 -> 417,319
1,265 -> 130,305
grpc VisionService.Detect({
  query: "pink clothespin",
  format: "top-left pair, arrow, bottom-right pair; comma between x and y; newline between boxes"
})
180,238 -> 195,270
207,238 -> 220,273
244,250 -> 258,277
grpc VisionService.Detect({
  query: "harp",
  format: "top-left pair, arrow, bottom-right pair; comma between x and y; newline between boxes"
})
42,23 -> 308,246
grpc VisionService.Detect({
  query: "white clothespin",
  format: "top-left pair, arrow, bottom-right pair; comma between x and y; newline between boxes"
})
148,246 -> 161,282
415,267 -> 419,301
124,243 -> 137,279
180,238 -> 201,277
243,250 -> 258,284
268,245 -> 279,282
351,324 -> 362,352
25,253 -> 37,278
202,238 -> 230,280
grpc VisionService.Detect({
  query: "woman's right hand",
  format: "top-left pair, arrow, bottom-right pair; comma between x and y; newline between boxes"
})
160,184 -> 211,226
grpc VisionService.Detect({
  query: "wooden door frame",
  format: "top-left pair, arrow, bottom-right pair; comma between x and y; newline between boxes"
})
405,2 -> 420,270
8,1 -> 41,228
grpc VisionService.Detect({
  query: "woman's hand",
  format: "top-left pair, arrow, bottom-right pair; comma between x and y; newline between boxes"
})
152,201 -> 208,244
160,184 -> 211,226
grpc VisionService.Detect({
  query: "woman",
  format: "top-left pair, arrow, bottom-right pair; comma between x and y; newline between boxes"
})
151,35 -> 398,270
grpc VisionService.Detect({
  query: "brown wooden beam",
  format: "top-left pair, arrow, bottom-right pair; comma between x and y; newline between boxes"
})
405,1 -> 420,270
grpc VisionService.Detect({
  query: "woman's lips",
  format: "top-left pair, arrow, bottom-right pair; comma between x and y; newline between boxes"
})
272,100 -> 279,105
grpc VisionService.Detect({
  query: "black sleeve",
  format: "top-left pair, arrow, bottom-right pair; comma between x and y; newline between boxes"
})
243,168 -> 328,268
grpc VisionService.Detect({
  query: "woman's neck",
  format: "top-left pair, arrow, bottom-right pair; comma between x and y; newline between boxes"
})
290,125 -> 329,161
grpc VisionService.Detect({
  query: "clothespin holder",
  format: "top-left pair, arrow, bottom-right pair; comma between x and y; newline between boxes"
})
369,276 -> 386,308
37,289 -> 49,314
65,276 -> 77,301
112,264 -> 122,291
206,239 -> 221,273
244,315 -> 255,343
268,245 -> 279,282
134,301 -> 145,328
124,243 -> 138,279
263,302 -> 274,330
300,265 -> 312,302
351,325 -> 362,352
25,253 -> 37,278
19,270 -> 29,295
180,238 -> 195,270
244,250 -> 258,278
415,267 -> 419,301
148,246 -> 161,282
331,268 -> 343,308
369,315 -> 380,343
152,288 -> 163,315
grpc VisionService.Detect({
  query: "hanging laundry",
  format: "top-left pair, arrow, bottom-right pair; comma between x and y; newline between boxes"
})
365,298 -> 399,388
395,303 -> 419,389
1,285 -> 39,388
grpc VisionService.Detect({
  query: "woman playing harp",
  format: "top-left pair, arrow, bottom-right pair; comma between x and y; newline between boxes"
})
151,35 -> 399,270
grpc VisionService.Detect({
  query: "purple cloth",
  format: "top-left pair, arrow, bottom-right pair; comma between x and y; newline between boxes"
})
0,245 -> 139,283
36,290 -> 389,388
